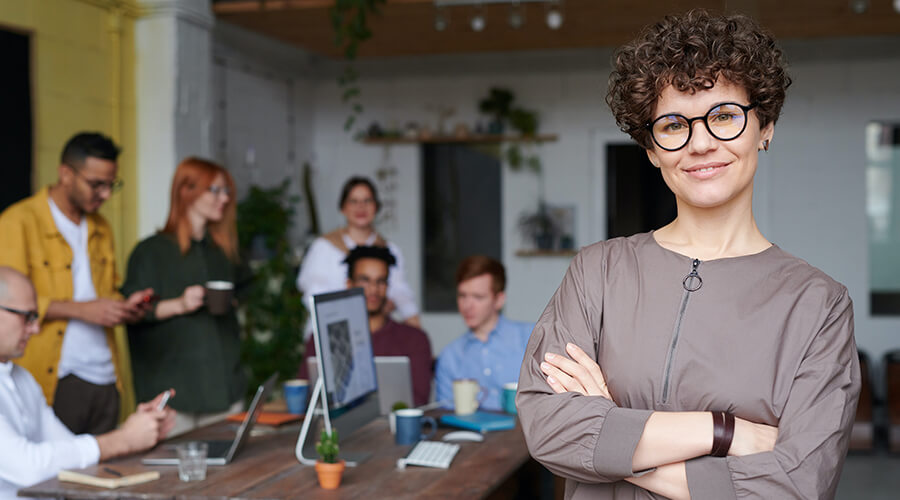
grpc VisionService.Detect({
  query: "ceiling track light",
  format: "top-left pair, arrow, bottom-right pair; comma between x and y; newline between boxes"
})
433,0 -> 563,32
470,2 -> 486,32
545,0 -> 563,30
434,5 -> 449,31
508,0 -> 525,29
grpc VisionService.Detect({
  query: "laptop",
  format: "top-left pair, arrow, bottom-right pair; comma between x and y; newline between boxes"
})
307,355 -> 414,415
142,373 -> 278,466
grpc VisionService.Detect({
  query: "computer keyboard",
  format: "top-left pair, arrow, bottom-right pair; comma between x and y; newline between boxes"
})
396,440 -> 461,469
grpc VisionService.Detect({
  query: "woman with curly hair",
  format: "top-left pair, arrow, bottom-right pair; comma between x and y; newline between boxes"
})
517,10 -> 859,500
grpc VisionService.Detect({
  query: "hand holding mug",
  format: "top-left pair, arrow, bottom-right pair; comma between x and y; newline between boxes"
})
180,285 -> 205,314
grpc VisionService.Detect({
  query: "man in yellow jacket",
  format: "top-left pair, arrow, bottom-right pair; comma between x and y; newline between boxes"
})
0,132 -> 152,435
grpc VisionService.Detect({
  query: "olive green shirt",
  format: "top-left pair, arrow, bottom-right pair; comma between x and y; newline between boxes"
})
122,233 -> 249,414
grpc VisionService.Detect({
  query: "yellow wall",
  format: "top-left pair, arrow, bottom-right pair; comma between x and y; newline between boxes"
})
0,0 -> 142,417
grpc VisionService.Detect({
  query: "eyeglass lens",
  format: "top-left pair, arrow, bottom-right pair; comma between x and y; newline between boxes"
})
0,304 -> 38,324
651,103 -> 750,151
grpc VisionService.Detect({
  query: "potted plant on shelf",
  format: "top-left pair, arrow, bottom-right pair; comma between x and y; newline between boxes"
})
518,202 -> 559,251
315,429 -> 345,489
479,87 -> 514,134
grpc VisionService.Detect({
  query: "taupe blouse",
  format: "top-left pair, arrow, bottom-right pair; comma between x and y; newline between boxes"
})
517,232 -> 860,499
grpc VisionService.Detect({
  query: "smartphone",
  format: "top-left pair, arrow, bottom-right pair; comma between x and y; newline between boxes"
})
156,390 -> 171,411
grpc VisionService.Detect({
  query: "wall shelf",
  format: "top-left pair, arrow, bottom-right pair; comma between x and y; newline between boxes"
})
360,134 -> 558,145
515,249 -> 578,257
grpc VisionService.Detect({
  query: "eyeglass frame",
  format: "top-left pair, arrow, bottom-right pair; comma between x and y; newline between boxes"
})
64,163 -> 124,194
0,304 -> 39,325
645,102 -> 758,152
207,185 -> 232,197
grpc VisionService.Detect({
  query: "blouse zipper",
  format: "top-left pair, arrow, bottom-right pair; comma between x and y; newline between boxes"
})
660,259 -> 702,404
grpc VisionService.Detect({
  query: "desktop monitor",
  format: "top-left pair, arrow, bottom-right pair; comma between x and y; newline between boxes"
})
296,288 -> 380,466
310,288 -> 378,409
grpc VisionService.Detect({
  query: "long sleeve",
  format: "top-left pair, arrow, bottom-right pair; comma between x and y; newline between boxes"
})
384,242 -> 419,320
121,239 -> 160,322
434,350 -> 457,408
296,238 -> 345,299
0,208 -> 51,321
516,249 -> 653,483
0,366 -> 100,495
685,289 -> 860,500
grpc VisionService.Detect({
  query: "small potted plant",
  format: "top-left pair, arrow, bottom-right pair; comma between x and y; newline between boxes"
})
315,429 -> 345,489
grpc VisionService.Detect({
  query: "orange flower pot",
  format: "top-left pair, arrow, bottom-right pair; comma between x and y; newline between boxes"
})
315,460 -> 346,490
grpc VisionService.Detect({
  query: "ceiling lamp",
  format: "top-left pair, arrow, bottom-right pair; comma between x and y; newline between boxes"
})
545,0 -> 563,30
435,5 -> 449,31
508,1 -> 525,29
432,0 -> 564,32
470,5 -> 486,32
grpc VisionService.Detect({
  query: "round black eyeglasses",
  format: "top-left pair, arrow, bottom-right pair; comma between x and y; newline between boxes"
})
646,102 -> 757,152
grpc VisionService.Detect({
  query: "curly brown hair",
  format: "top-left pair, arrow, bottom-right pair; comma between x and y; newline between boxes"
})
606,10 -> 791,150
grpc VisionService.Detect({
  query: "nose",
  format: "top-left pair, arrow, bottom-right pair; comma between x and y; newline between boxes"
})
686,120 -> 717,154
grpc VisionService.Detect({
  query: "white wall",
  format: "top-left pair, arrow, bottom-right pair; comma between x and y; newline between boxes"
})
306,38 -> 900,364
210,25 -> 900,379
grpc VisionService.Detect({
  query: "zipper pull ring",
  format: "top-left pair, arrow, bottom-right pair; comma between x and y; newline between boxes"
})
682,258 -> 702,292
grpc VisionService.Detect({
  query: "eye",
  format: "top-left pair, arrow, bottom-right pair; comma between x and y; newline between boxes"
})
662,121 -> 685,132
711,112 -> 738,122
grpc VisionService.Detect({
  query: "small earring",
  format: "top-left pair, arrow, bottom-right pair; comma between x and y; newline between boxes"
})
762,140 -> 770,152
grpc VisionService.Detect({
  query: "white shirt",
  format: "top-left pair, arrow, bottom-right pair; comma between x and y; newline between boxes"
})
296,233 -> 419,338
0,362 -> 99,500
47,199 -> 116,385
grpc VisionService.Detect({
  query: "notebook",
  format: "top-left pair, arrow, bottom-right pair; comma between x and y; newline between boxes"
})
439,411 -> 516,433
141,373 -> 277,466
58,468 -> 159,489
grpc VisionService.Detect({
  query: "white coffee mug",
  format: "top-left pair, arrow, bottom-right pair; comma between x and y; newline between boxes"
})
452,379 -> 484,415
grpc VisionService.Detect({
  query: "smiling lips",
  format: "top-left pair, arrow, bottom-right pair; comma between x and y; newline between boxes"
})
684,162 -> 728,179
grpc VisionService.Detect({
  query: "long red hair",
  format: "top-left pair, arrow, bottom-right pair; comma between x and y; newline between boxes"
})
161,157 -> 239,261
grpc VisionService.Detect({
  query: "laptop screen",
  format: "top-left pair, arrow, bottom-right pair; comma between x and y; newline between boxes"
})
310,288 -> 378,409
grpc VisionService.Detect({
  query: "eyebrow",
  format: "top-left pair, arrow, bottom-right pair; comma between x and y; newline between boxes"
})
652,100 -> 737,120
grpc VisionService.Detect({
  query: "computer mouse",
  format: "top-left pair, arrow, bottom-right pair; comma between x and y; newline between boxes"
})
442,430 -> 485,443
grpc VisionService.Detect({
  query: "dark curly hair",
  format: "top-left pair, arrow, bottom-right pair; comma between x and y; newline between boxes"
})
606,10 -> 791,150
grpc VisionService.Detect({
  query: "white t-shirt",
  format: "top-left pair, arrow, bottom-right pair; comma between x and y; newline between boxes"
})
47,199 -> 116,386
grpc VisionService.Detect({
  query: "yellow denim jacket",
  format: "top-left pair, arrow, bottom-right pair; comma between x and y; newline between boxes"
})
0,187 -> 122,403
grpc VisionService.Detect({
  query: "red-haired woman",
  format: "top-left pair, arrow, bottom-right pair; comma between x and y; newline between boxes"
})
122,157 -> 249,435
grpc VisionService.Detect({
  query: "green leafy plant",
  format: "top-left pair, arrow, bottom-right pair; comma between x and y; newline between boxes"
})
316,429 -> 341,464
478,87 -> 515,125
391,401 -> 409,412
330,0 -> 386,131
236,180 -> 307,400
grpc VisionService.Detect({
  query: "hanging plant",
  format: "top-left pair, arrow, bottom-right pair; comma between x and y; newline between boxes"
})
330,0 -> 386,131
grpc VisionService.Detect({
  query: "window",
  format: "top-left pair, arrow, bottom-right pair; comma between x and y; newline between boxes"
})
867,122 -> 900,315
422,144 -> 502,312
0,28 -> 32,212
606,144 -> 676,238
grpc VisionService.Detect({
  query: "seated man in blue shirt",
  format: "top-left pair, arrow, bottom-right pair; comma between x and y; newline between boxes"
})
435,256 -> 534,411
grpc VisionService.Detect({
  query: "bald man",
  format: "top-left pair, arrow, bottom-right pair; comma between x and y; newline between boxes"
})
0,267 -> 174,500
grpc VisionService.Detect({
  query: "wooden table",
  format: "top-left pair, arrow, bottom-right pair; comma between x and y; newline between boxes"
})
19,414 -> 532,499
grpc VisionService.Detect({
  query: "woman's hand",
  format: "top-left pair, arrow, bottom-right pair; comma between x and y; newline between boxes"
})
179,285 -> 205,314
729,417 -> 779,456
540,343 -> 613,401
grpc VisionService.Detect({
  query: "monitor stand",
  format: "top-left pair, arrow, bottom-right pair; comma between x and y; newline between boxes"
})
294,377 -> 378,467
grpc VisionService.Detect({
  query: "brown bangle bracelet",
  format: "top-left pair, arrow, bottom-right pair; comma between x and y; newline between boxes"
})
711,411 -> 735,457
721,411 -> 735,456
711,411 -> 724,456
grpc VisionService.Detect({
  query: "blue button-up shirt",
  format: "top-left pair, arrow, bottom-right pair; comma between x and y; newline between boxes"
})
435,315 -> 535,411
